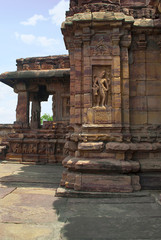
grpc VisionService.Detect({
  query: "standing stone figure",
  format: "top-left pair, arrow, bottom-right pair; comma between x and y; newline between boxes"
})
93,70 -> 110,107
149,0 -> 161,12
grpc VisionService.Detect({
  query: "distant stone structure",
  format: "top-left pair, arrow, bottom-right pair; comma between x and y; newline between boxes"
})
1,0 -> 161,192
0,56 -> 70,164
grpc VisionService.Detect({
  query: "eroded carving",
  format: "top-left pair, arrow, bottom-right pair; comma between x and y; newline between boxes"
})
92,36 -> 111,56
28,144 -> 37,154
11,143 -> 22,153
93,69 -> 111,108
47,143 -> 56,155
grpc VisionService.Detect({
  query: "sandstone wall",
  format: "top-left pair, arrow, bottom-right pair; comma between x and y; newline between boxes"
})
130,33 -> 161,126
0,124 -> 14,144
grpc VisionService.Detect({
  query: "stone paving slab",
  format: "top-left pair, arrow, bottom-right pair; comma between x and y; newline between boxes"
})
0,161 -> 161,240
0,223 -> 62,240
0,187 -> 16,199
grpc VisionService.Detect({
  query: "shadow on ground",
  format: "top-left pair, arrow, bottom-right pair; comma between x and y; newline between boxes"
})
53,194 -> 161,240
0,161 -> 63,188
1,161 -> 161,240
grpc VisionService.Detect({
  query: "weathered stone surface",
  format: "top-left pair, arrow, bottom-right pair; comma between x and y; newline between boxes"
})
78,142 -> 104,151
77,173 -> 135,192
0,187 -> 16,199
63,157 -> 140,173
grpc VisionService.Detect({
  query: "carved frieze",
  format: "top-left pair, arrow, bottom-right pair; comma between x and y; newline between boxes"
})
11,143 -> 22,153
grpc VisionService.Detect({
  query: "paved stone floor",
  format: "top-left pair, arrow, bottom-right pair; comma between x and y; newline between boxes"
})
0,161 -> 161,240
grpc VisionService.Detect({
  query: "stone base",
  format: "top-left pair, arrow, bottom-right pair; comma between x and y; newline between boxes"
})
139,173 -> 161,190
56,187 -> 149,198
61,171 -> 141,193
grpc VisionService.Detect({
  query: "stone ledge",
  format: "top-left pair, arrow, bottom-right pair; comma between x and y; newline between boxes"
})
56,187 -> 150,198
106,142 -> 161,151
63,157 -> 140,173
62,11 -> 134,29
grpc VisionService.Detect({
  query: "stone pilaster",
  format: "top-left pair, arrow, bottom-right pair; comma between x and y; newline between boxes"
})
14,82 -> 29,128
31,94 -> 41,129
120,33 -> 132,129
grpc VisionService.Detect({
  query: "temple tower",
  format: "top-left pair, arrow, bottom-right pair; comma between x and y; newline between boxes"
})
59,0 -> 142,193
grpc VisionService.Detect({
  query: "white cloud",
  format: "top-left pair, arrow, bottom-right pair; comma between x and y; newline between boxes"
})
15,32 -> 35,45
15,32 -> 59,48
37,36 -> 59,47
21,14 -> 48,26
49,0 -> 69,26
20,34 -> 36,45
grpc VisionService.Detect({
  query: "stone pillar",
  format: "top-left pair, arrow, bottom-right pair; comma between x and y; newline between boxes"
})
31,94 -> 41,129
14,82 -> 29,128
120,33 -> 132,129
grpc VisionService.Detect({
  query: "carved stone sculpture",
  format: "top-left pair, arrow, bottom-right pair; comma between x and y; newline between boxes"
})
149,0 -> 161,12
93,70 -> 110,107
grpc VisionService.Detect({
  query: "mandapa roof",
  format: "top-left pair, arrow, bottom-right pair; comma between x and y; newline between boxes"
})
0,69 -> 70,88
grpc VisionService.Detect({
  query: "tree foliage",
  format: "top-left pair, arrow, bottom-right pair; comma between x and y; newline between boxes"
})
40,114 -> 53,125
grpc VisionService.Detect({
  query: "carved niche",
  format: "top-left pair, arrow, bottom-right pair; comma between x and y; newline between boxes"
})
92,66 -> 111,108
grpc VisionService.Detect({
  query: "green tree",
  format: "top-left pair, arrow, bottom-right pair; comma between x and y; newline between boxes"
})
40,114 -> 53,125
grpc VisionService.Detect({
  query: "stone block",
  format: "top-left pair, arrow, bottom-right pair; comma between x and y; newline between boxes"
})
84,93 -> 92,108
122,95 -> 129,109
122,63 -> 129,79
122,79 -> 129,95
147,81 -> 161,96
131,175 -> 141,191
148,111 -> 161,125
130,63 -> 146,81
130,96 -> 147,111
140,173 -> 161,190
139,159 -> 161,172
136,81 -> 146,96
147,96 -> 161,110
65,172 -> 76,189
146,63 -> 161,80
113,56 -> 120,77
75,94 -> 82,107
146,51 -> 161,63
114,108 -> 121,124
78,142 -> 104,151
73,158 -> 140,173
122,109 -> 130,124
81,174 -> 133,192
113,94 -> 121,108
75,108 -> 82,124
113,78 -> 121,93
129,81 -> 137,97
130,111 -> 147,125
133,51 -> 145,63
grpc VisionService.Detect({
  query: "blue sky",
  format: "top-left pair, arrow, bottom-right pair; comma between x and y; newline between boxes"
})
0,0 -> 69,123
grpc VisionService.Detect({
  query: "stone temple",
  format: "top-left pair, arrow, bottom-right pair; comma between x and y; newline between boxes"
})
1,0 -> 161,193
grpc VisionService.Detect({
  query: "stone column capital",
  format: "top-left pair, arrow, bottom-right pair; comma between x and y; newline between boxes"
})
120,34 -> 132,48
14,82 -> 27,93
